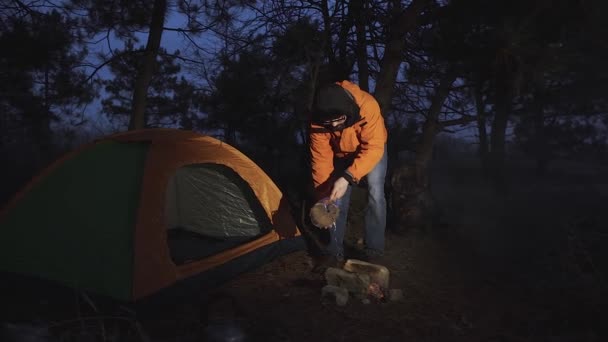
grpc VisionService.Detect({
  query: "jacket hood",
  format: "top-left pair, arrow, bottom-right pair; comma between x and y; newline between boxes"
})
311,83 -> 361,126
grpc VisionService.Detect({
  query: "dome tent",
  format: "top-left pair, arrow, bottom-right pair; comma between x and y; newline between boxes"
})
0,129 -> 303,301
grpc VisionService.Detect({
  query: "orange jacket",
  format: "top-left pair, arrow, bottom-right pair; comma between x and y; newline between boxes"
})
309,80 -> 388,190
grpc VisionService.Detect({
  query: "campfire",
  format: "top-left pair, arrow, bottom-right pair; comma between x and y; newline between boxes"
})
321,259 -> 403,306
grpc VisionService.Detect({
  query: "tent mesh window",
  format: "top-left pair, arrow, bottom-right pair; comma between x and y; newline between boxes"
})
165,163 -> 273,265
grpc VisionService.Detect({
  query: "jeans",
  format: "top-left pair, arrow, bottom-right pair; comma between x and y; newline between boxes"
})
327,145 -> 388,258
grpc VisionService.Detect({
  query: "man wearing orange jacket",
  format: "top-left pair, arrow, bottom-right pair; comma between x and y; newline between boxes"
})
309,80 -> 388,262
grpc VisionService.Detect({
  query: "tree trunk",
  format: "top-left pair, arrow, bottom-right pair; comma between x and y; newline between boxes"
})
474,80 -> 490,177
351,0 -> 369,91
129,0 -> 167,130
33,64 -> 53,162
373,0 -> 428,112
31,108 -> 53,164
389,72 -> 455,233
414,72 -> 456,185
489,86 -> 512,194
225,126 -> 237,146
337,1 -> 350,70
320,0 -> 336,68
533,91 -> 548,176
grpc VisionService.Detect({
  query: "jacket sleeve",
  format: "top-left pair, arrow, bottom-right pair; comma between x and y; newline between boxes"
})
309,125 -> 334,189
346,99 -> 386,182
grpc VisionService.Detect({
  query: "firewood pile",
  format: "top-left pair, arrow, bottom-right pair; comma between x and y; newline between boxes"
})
321,259 -> 403,306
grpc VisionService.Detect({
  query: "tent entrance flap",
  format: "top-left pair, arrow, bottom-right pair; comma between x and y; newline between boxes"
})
165,163 -> 272,264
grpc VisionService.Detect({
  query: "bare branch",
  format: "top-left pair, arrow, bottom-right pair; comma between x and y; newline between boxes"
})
83,50 -> 137,83
439,116 -> 477,128
158,51 -> 206,65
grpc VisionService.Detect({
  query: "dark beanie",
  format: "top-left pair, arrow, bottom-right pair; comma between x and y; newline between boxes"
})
312,83 -> 358,123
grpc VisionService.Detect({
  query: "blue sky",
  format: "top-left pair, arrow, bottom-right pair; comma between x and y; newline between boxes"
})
75,9 -> 209,137
67,3 -> 482,144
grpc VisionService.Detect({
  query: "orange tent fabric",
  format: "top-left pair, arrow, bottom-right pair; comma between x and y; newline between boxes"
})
0,129 -> 301,300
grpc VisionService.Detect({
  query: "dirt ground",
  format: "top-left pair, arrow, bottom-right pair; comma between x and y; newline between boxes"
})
186,159 -> 608,342
2,159 -> 608,342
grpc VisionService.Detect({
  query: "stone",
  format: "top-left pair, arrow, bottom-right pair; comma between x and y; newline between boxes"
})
388,289 -> 404,302
324,267 -> 371,299
342,259 -> 390,289
321,285 -> 349,306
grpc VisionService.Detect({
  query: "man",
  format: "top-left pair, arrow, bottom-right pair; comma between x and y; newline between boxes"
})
309,80 -> 388,262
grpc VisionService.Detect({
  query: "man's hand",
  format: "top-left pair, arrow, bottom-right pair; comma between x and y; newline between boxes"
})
330,177 -> 349,202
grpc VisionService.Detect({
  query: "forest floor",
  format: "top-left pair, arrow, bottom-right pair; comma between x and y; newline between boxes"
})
181,159 -> 608,342
2,159 -> 608,342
